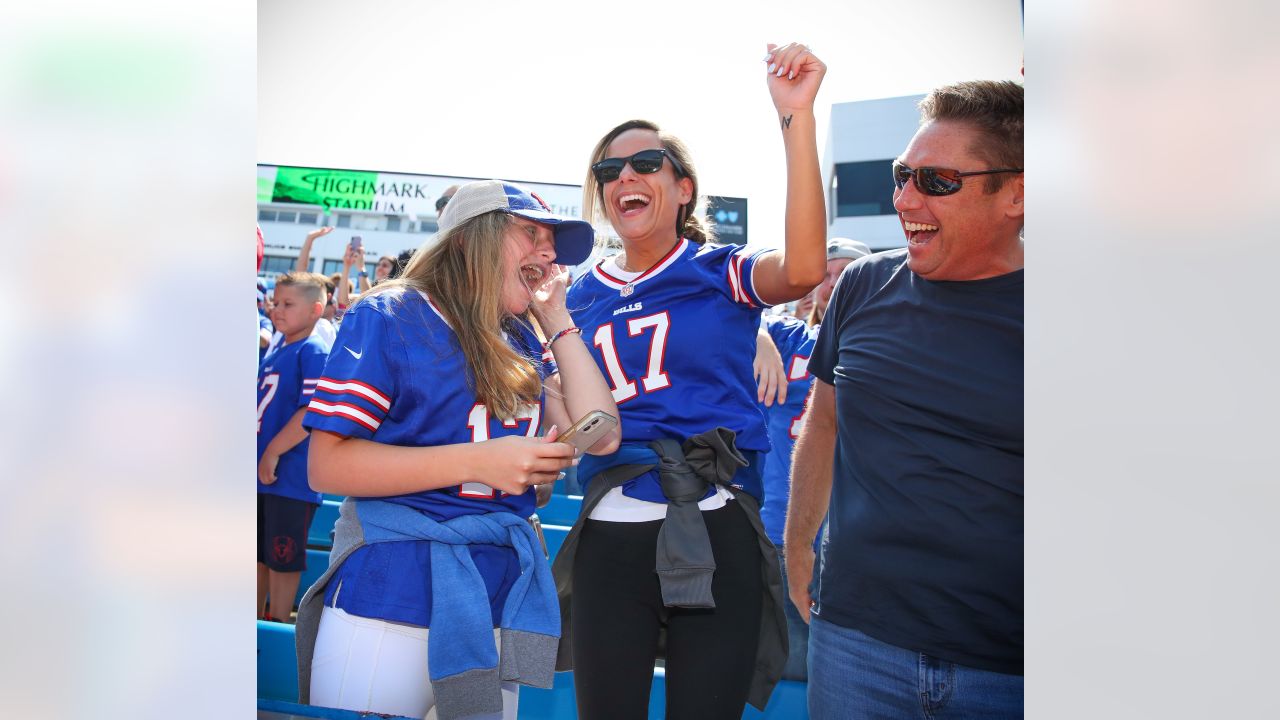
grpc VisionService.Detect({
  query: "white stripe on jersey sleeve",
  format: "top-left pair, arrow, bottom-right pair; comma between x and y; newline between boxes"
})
307,399 -> 382,432
315,378 -> 392,411
726,253 -> 749,305
742,248 -> 773,308
729,247 -> 771,308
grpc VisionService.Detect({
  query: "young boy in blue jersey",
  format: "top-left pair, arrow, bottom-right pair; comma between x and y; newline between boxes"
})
257,271 -> 331,623
295,181 -> 618,720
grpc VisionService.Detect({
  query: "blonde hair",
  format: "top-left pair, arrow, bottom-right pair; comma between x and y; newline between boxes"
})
363,211 -> 541,421
582,119 -> 715,245
327,273 -> 354,294
274,271 -> 328,304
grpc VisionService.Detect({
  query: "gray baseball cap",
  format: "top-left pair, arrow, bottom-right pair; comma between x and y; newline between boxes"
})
826,238 -> 871,261
437,180 -> 595,266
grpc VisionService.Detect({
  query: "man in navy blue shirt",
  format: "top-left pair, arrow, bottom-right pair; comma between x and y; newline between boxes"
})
786,80 -> 1024,719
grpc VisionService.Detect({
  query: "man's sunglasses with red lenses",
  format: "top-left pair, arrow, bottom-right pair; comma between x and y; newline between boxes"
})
892,161 -> 1023,197
591,149 -> 686,184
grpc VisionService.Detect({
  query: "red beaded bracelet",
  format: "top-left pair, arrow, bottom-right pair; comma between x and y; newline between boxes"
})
544,326 -> 581,352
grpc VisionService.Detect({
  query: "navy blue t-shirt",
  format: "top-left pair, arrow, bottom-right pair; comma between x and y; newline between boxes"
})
809,249 -> 1023,675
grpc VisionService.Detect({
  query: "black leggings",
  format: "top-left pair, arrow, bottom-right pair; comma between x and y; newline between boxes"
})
571,502 -> 764,720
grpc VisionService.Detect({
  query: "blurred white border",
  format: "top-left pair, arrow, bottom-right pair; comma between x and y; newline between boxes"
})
1029,0 -> 1280,717
0,2 -> 254,718
1,1 -> 1275,717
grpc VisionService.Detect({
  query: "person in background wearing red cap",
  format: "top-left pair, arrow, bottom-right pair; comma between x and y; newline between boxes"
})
295,180 -> 619,720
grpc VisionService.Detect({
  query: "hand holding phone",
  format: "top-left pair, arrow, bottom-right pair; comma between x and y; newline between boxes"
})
348,235 -> 363,254
556,410 -> 618,456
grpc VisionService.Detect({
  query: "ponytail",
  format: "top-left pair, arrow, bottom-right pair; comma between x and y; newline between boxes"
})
678,205 -> 715,245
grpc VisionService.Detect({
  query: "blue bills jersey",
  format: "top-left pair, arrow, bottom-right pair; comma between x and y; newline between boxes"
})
257,334 -> 330,504
302,289 -> 549,522
566,239 -> 773,501
759,315 -> 819,545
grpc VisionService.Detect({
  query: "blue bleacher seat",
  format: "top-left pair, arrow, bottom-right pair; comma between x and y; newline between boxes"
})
258,698 -> 414,719
259,620 -> 808,719
296,548 -> 330,605
538,494 -> 583,526
543,524 -> 570,560
308,500 -> 341,549
748,678 -> 809,719
646,668 -> 809,720
257,620 -> 298,703
514,667 -> 580,718
312,495 -> 579,554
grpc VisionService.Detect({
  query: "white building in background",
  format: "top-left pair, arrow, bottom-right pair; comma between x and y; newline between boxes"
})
822,93 -> 925,251
256,165 -> 590,283
257,164 -> 750,288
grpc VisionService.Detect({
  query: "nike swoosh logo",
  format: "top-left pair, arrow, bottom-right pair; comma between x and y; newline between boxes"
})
346,347 -> 362,359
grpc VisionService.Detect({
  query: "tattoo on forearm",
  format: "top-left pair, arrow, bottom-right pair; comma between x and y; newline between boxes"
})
780,114 -> 793,130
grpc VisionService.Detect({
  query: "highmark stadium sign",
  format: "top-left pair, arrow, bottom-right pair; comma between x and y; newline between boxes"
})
256,165 -> 582,218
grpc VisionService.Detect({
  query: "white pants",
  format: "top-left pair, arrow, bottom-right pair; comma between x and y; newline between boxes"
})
310,605 -> 518,720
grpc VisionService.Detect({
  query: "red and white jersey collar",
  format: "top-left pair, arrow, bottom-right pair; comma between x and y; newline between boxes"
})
590,238 -> 688,291
419,290 -> 451,327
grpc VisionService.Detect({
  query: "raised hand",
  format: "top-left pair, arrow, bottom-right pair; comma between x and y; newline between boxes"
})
305,225 -> 336,242
754,328 -> 787,407
342,245 -> 361,268
529,265 -> 574,332
763,42 -> 826,114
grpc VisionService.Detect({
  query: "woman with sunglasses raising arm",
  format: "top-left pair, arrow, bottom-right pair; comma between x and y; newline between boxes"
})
550,43 -> 827,719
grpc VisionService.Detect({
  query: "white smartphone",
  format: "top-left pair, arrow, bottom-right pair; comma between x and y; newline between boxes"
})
556,410 -> 618,455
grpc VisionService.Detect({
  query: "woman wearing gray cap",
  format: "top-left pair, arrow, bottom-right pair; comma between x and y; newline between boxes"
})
295,180 -> 619,720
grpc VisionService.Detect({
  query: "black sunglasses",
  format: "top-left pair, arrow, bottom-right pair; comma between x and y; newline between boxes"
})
591,149 -> 686,184
892,161 -> 1023,196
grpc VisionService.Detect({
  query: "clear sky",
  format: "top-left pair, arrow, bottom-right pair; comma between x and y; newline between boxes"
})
259,0 -> 1023,249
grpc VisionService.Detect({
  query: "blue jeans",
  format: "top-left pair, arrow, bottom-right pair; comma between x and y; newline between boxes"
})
775,547 -> 811,681
807,616 -> 1023,719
